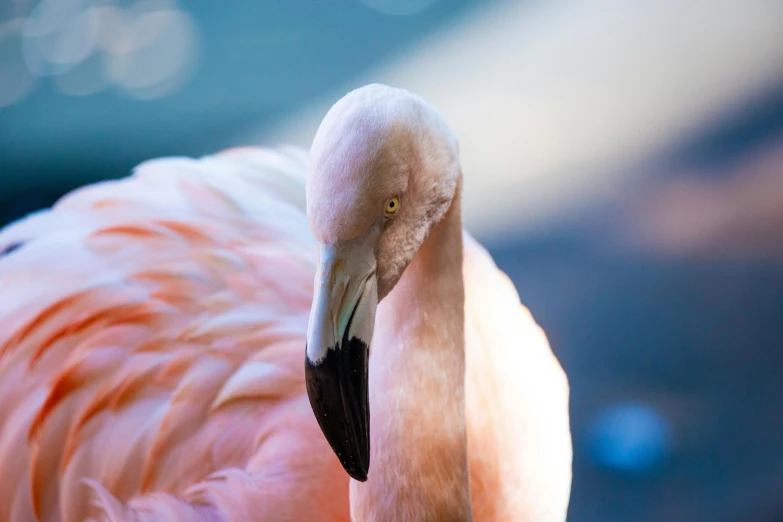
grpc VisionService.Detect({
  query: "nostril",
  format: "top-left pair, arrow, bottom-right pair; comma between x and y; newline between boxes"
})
0,242 -> 24,257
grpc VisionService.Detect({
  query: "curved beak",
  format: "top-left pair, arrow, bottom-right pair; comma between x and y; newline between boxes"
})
305,240 -> 378,482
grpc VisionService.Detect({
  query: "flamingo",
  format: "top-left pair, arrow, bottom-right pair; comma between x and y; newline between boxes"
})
0,84 -> 571,521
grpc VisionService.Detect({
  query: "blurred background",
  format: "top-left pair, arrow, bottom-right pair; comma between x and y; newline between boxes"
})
2,0 -> 783,520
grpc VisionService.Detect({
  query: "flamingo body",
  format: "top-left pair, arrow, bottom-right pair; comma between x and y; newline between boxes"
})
0,146 -> 570,521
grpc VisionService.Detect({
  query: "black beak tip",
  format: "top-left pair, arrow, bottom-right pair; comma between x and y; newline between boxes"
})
330,442 -> 369,482
348,466 -> 368,482
305,339 -> 371,482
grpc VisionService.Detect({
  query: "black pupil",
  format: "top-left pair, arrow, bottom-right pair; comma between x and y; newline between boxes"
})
389,201 -> 395,207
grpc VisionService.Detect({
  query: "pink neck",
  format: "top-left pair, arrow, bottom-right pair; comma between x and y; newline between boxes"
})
351,187 -> 472,521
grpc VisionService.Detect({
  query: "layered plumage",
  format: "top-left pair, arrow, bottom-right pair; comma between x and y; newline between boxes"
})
0,146 -> 570,521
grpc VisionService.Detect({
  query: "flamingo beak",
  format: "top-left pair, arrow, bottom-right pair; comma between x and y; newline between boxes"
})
305,241 -> 378,482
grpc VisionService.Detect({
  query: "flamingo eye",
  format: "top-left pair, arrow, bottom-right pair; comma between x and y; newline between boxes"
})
384,197 -> 400,215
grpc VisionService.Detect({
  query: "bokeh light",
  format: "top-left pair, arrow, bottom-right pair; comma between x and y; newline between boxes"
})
106,0 -> 199,99
0,19 -> 37,107
587,402 -> 673,475
0,0 -> 199,105
23,0 -> 98,79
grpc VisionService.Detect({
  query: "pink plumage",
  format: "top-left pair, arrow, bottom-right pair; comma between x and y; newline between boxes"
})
0,144 -> 570,521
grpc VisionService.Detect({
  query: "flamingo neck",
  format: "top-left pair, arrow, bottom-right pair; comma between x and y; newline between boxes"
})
351,183 -> 472,521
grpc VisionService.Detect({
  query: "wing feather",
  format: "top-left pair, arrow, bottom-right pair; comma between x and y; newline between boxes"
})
0,148 -> 348,522
463,231 -> 572,522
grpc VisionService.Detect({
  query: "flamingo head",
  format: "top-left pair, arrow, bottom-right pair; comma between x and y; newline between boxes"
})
304,83 -> 460,481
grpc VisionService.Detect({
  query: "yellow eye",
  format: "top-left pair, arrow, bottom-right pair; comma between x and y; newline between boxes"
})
384,196 -> 400,215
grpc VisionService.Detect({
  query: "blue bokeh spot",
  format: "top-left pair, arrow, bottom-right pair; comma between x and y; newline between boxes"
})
587,402 -> 673,474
